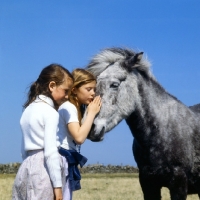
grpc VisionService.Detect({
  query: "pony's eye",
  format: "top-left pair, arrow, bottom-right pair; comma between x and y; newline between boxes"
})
110,82 -> 120,89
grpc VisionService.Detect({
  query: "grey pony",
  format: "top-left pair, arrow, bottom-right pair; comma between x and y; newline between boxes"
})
85,47 -> 200,200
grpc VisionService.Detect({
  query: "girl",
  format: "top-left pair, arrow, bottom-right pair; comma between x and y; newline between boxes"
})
12,64 -> 73,200
57,68 -> 101,199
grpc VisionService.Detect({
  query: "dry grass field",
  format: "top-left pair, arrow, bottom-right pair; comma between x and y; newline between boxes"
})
0,173 -> 199,200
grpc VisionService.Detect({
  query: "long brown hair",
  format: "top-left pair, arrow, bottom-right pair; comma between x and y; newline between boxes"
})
68,68 -> 96,123
23,64 -> 73,108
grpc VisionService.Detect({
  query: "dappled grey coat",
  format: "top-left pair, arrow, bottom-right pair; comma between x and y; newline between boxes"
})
85,47 -> 200,200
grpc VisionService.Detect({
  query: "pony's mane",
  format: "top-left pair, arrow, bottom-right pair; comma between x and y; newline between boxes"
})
86,47 -> 152,78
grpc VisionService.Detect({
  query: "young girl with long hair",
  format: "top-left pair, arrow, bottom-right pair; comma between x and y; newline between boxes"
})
57,68 -> 101,199
12,64 -> 73,200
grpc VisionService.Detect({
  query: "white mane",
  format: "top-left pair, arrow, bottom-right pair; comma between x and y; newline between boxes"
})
86,48 -> 153,78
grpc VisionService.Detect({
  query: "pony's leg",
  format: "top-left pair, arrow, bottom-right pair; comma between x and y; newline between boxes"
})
169,168 -> 188,200
169,187 -> 187,200
192,181 -> 200,198
139,174 -> 162,200
191,184 -> 200,198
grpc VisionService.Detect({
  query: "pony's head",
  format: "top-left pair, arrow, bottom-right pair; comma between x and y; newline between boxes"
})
86,48 -> 152,141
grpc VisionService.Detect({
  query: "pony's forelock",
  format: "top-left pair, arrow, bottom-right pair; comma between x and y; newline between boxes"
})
86,47 -> 153,78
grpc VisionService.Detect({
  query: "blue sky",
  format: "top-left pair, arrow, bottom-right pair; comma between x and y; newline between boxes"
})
1,1 -> 200,166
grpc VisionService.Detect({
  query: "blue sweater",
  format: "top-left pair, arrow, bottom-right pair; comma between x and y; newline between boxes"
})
58,147 -> 87,191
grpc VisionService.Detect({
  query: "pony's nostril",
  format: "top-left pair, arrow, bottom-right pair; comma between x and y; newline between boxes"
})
99,126 -> 105,138
87,124 -> 105,142
92,126 -> 105,142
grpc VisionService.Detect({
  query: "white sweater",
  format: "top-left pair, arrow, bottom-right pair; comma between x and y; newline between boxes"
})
20,95 -> 62,187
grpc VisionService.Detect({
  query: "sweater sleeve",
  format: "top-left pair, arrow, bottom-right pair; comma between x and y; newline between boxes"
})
21,135 -> 27,160
59,102 -> 79,124
43,108 -> 62,188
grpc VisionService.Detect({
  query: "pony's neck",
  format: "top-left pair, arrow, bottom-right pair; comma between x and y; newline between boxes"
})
126,76 -> 177,141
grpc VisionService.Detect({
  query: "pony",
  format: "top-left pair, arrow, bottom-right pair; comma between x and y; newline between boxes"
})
85,47 -> 200,200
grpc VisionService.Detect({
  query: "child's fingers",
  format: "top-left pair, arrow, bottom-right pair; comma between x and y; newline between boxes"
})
88,96 -> 101,111
88,97 -> 101,114
92,96 -> 101,105
93,95 -> 100,102
99,101 -> 102,108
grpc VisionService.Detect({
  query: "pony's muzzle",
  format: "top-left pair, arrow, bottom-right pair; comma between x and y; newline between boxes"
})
87,124 -> 105,142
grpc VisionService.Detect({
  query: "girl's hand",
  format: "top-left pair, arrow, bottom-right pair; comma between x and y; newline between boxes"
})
54,188 -> 63,200
87,96 -> 101,116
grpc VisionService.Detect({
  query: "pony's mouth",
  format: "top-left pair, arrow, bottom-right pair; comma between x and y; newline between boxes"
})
87,124 -> 105,142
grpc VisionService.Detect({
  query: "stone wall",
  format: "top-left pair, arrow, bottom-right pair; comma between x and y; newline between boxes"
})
0,163 -> 139,174
0,163 -> 21,174
79,164 -> 139,173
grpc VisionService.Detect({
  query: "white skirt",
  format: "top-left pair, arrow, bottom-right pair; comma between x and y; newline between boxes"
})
12,150 -> 67,200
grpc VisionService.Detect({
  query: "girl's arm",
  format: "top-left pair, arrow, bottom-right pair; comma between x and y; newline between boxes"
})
68,96 -> 101,144
43,108 -> 62,188
21,135 -> 27,160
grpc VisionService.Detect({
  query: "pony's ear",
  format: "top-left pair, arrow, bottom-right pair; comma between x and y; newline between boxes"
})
124,52 -> 144,70
135,52 -> 143,62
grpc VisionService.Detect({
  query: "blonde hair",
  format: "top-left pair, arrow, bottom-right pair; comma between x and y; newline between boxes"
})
69,68 -> 96,123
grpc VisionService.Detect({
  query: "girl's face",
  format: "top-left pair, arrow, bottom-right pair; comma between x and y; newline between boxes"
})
74,81 -> 96,105
50,77 -> 73,106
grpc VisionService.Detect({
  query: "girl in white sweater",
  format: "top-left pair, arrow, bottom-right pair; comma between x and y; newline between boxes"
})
12,64 -> 73,200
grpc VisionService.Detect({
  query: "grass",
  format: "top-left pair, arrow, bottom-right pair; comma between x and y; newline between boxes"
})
0,173 -> 199,200
0,174 -> 15,200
